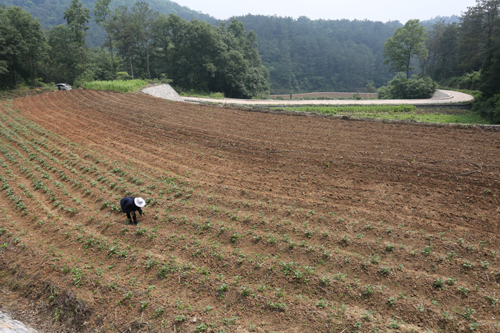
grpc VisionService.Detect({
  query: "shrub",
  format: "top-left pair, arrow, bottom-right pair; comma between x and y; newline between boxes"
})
444,71 -> 481,90
378,73 -> 437,99
472,93 -> 500,124
74,69 -> 96,88
116,72 -> 130,80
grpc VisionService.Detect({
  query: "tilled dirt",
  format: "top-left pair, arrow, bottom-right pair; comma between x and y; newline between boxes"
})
0,90 -> 499,332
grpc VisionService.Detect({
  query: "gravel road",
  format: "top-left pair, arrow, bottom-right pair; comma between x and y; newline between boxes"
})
181,89 -> 473,105
0,311 -> 37,333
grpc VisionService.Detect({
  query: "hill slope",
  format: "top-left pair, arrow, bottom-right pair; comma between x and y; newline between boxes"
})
0,0 -> 217,26
0,0 -> 218,46
1,91 -> 499,332
233,15 -> 401,93
421,15 -> 460,27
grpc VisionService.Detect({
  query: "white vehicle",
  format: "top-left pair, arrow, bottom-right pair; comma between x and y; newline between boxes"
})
56,83 -> 72,90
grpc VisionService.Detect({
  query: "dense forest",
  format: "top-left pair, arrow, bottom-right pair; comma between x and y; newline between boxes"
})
420,0 -> 500,122
232,15 -> 401,93
1,0 -> 500,119
0,0 -> 461,94
1,0 -> 407,93
422,3 -> 496,85
0,1 -> 268,98
0,0 -> 217,47
0,0 -> 470,94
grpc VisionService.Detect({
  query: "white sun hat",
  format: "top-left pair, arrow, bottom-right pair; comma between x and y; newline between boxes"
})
134,197 -> 146,207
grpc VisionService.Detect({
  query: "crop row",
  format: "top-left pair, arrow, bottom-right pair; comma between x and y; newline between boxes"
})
1,95 -> 499,331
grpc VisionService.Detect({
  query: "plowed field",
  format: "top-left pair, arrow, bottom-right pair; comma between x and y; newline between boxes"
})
1,90 -> 499,333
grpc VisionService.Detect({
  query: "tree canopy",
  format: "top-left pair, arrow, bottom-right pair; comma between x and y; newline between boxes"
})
0,6 -> 49,88
383,19 -> 428,79
0,2 -> 269,98
0,0 -> 218,47
419,0 -> 500,123
233,15 -> 401,93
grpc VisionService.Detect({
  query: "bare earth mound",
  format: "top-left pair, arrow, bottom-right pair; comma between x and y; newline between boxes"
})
0,90 -> 499,332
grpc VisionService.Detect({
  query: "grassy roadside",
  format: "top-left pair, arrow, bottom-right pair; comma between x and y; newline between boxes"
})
178,90 -> 225,99
82,79 -> 147,93
0,86 -> 56,101
273,105 -> 491,124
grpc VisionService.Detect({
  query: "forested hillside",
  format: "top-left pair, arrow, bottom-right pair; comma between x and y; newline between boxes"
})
0,3 -> 269,98
2,0 -> 406,93
421,15 -> 460,27
233,15 -> 401,93
0,0 -> 217,46
3,0 -> 499,104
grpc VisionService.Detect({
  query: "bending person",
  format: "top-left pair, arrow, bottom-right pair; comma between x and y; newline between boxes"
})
120,196 -> 145,225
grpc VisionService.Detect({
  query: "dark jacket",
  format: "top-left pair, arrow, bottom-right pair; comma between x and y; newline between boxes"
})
120,197 -> 143,214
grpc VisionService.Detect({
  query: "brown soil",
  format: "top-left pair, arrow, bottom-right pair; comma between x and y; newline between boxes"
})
0,90 -> 499,332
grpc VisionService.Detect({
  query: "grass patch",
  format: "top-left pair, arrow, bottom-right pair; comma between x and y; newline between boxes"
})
274,105 -> 491,124
178,90 -> 225,99
275,105 -> 416,114
0,86 -> 56,101
393,112 -> 490,124
82,80 -> 147,93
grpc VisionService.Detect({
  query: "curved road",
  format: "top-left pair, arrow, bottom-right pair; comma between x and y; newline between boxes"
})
182,89 -> 473,105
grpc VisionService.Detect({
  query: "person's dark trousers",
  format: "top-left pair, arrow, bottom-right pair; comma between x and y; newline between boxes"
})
126,212 -> 137,224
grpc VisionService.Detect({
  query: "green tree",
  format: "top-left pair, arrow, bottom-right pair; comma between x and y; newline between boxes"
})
93,0 -> 116,76
0,6 -> 48,88
366,82 -> 377,98
87,47 -> 122,81
109,6 -> 137,78
46,25 -> 81,82
150,14 -> 171,77
164,14 -> 186,84
459,0 -> 500,72
479,29 -> 500,98
130,2 -> 158,80
0,8 -> 23,87
383,19 -> 428,78
7,7 -> 48,86
423,20 -> 461,81
63,0 -> 90,77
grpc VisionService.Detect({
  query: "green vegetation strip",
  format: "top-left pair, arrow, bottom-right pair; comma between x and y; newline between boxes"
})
82,80 -> 147,93
275,105 -> 491,124
179,91 -> 225,99
275,105 -> 416,114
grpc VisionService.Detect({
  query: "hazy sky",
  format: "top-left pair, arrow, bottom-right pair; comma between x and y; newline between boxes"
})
174,0 -> 476,22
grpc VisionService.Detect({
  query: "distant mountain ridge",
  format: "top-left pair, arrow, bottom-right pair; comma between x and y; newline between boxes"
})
0,0 -> 217,26
421,15 -> 460,27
